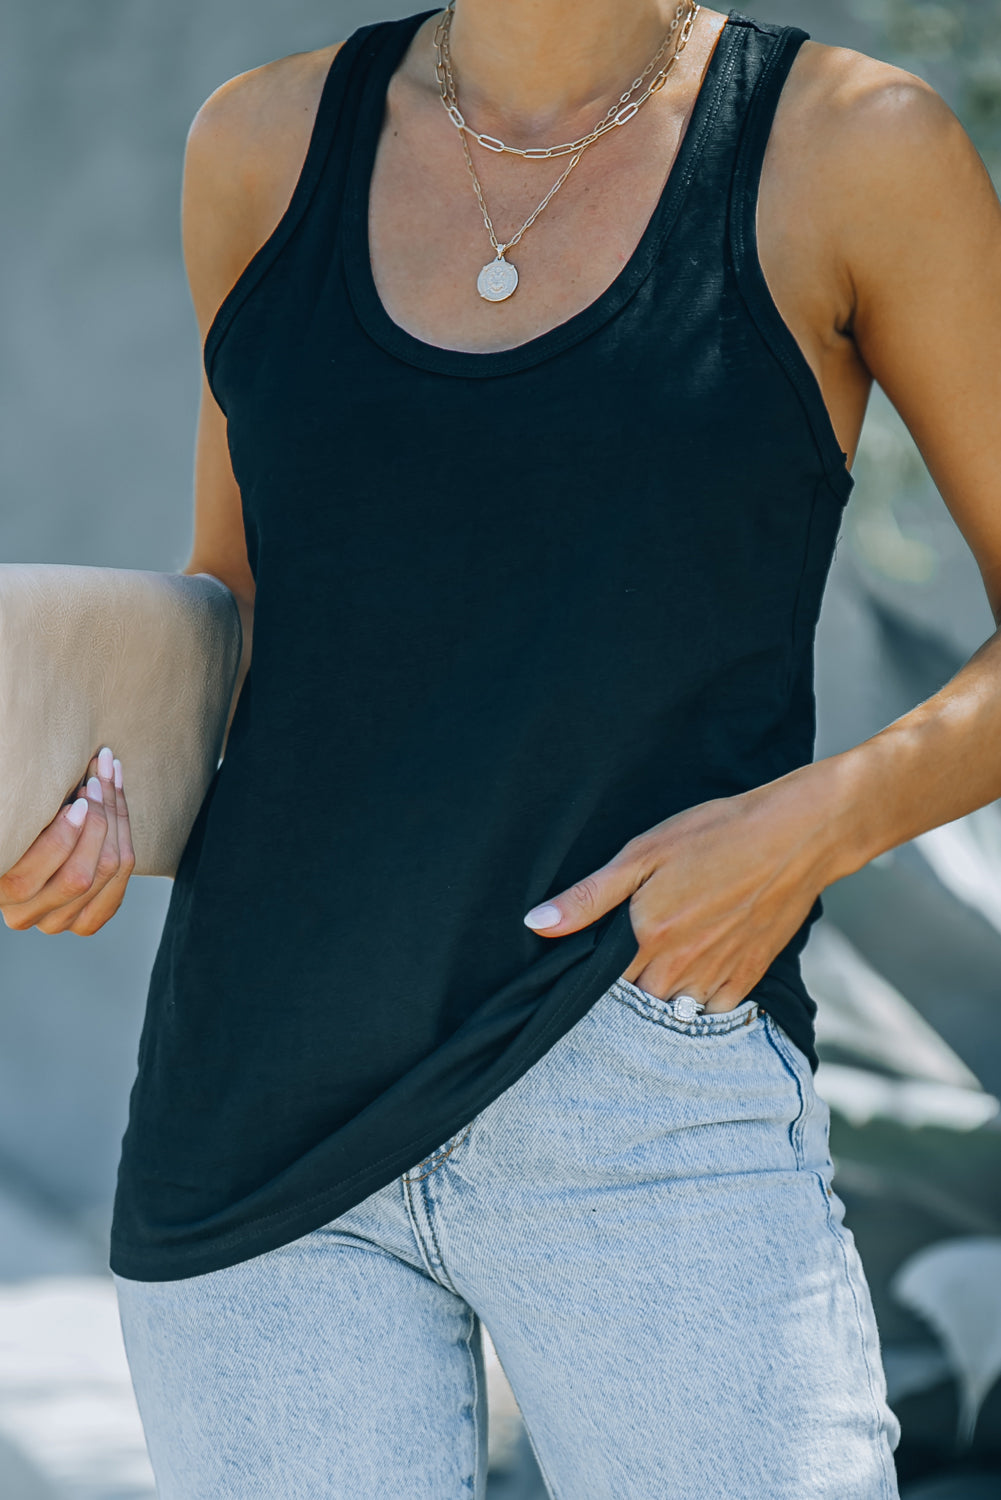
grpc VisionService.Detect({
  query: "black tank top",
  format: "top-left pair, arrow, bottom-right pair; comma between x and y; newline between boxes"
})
111,8 -> 852,1280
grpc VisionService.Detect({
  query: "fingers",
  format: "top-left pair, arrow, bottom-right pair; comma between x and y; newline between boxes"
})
1,763 -> 107,927
621,965 -> 746,1013
523,849 -> 641,936
621,947 -> 759,1014
112,758 -> 135,868
92,745 -> 122,871
0,785 -> 92,909
618,886 -> 756,1012
2,747 -> 134,935
700,987 -> 749,1015
29,765 -> 113,932
68,759 -> 136,936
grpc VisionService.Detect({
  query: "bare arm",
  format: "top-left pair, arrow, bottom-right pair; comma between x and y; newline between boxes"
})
813,73 -> 1001,865
524,61 -> 1001,1009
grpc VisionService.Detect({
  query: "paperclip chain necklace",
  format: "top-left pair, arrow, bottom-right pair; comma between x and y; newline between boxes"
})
433,0 -> 700,302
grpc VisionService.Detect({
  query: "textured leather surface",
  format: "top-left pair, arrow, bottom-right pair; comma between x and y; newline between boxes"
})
0,566 -> 242,878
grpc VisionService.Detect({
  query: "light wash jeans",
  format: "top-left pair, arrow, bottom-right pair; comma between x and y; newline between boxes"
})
115,978 -> 901,1498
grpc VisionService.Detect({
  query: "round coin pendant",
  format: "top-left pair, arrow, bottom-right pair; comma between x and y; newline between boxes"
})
477,256 -> 519,302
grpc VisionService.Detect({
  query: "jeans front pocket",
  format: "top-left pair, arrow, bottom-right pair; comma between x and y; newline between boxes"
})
569,975 -> 807,1191
607,975 -> 763,1038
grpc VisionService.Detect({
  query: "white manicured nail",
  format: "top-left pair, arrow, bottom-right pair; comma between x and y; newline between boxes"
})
66,798 -> 88,828
113,758 -> 123,790
86,776 -> 103,804
524,903 -> 562,929
98,746 -> 114,780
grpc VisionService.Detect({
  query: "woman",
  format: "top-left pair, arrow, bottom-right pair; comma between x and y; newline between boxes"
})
4,0 -> 1000,1493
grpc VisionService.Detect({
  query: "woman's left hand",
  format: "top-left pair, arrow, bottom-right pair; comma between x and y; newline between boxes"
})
523,768 -> 844,1014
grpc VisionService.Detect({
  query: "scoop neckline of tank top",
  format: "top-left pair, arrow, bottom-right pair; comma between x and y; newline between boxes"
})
343,8 -> 741,378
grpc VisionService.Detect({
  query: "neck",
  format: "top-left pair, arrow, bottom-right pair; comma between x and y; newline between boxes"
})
445,0 -> 693,139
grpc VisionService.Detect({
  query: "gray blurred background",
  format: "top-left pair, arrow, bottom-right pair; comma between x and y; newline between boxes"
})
2,2 -> 1001,1496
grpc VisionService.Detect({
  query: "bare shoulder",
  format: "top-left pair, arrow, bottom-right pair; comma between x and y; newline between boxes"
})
182,43 -> 344,334
186,45 -> 343,209
776,38 -> 989,212
760,33 -> 1001,336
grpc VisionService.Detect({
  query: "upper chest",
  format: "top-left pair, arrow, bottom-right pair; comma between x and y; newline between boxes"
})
367,72 -> 712,353
367,27 -> 823,332
359,19 -> 865,456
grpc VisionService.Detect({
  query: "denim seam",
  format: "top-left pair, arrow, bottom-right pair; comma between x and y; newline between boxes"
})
464,1307 -> 482,1497
815,1172 -> 898,1498
403,1123 -> 476,1182
419,1174 -> 462,1296
401,1170 -> 448,1290
761,1015 -> 808,1167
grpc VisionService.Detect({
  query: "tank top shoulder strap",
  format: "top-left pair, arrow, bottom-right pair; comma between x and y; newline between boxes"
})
664,13 -> 806,243
204,12 -> 431,393
725,13 -> 811,300
728,13 -> 810,212
722,13 -> 851,498
291,10 -> 436,216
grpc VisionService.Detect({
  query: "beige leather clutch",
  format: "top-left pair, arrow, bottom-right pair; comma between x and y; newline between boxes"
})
0,565 -> 243,879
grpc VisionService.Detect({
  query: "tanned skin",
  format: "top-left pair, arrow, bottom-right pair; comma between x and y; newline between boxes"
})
4,4 -> 1001,1019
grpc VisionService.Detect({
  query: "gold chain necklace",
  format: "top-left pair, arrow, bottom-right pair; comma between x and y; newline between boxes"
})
433,0 -> 700,302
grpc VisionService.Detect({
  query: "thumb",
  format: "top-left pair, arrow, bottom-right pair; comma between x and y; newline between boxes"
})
523,853 -> 641,937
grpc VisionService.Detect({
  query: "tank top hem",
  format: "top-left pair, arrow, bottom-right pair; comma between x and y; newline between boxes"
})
110,900 -> 638,1281
109,903 -> 821,1284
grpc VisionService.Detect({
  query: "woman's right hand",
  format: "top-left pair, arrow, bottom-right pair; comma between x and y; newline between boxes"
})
0,745 -> 136,936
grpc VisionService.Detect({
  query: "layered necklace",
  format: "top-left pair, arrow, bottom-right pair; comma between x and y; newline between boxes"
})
433,0 -> 701,302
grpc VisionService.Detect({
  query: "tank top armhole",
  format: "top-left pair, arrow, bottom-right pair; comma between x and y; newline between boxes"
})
202,24 -> 379,408
728,24 -> 855,506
